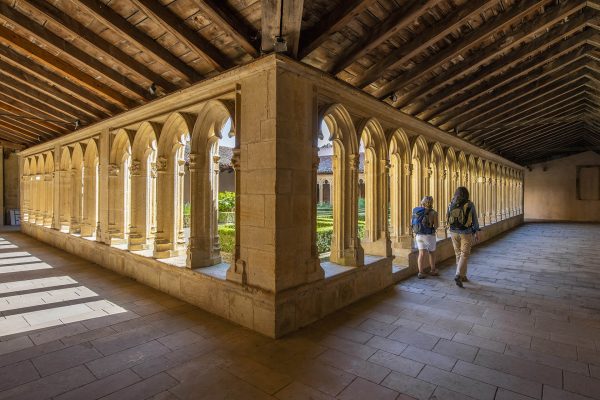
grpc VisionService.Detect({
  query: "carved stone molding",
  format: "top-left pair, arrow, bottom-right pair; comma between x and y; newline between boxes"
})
108,163 -> 120,176
130,160 -> 141,176
156,157 -> 167,172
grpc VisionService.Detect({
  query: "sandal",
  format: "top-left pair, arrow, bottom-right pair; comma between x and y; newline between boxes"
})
429,269 -> 439,276
417,273 -> 427,279
454,275 -> 464,288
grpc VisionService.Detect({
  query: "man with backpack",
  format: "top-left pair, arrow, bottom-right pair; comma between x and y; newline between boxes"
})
447,186 -> 480,288
411,196 -> 439,279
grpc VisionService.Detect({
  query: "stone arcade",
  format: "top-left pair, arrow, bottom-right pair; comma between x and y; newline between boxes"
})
18,55 -> 524,338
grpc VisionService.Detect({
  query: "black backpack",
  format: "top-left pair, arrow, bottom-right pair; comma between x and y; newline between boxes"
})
447,201 -> 473,230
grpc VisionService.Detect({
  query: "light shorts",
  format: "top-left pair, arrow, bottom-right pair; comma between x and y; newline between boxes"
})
416,234 -> 437,252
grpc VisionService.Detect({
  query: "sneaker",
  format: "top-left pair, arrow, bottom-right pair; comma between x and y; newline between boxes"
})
429,269 -> 439,276
418,273 -> 427,279
454,275 -> 464,288
461,276 -> 469,282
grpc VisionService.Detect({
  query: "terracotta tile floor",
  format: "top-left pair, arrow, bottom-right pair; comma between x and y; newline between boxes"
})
0,223 -> 599,400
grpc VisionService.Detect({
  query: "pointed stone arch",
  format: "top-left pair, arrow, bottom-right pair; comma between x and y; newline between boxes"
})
444,147 -> 458,223
108,129 -> 132,245
457,151 -> 468,187
43,152 -> 55,228
22,158 -> 31,222
129,121 -> 160,250
476,158 -> 484,223
188,99 -> 234,268
320,103 -> 362,266
467,154 -> 478,214
429,142 -> 445,232
154,112 -> 196,258
81,139 -> 99,237
410,135 -> 430,210
357,118 -> 390,257
389,128 -> 411,248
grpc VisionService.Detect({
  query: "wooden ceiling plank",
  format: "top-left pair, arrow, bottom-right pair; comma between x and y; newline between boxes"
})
24,0 -> 178,93
0,99 -> 65,138
435,32 -> 594,128
482,102 -> 593,149
485,122 -> 584,154
0,3 -> 149,102
298,0 -> 376,60
450,51 -> 593,129
373,0 -> 548,100
505,126 -> 588,156
129,0 -> 232,71
0,73 -> 96,123
0,116 -> 43,142
474,85 -> 587,140
77,0 -> 198,82
0,58 -> 106,120
396,0 -> 589,111
0,113 -> 55,140
0,123 -> 36,144
330,0 -> 440,75
0,80 -> 80,124
0,24 -> 134,109
458,60 -> 596,135
193,0 -> 259,57
428,21 -> 595,125
352,0 -> 492,88
0,45 -> 119,115
476,95 -> 596,141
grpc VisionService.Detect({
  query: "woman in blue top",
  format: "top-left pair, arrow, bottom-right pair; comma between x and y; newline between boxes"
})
447,186 -> 480,288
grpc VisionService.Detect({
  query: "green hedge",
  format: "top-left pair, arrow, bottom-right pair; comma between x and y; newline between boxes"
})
218,224 -> 235,253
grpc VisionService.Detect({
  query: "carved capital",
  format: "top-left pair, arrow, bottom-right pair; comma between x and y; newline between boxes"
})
108,163 -> 120,176
130,160 -> 141,176
231,149 -> 241,170
156,157 -> 167,172
349,154 -> 359,170
150,162 -> 158,178
404,163 -> 413,176
442,169 -> 448,179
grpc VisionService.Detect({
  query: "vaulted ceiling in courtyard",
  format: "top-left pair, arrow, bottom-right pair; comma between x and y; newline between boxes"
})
0,0 -> 598,165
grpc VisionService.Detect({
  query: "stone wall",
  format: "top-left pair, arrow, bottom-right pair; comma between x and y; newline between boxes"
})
524,151 -> 600,222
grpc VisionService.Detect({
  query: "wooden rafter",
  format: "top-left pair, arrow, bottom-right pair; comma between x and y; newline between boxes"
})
76,0 -> 198,82
394,0 -> 589,111
298,0 -> 376,60
0,100 -> 64,138
0,25 -> 134,109
193,0 -> 259,57
0,58 -> 106,120
261,0 -> 304,57
329,0 -> 439,75
24,0 -> 178,93
352,0 -> 493,88
0,118 -> 40,143
435,31 -> 596,128
0,3 -> 150,102
0,44 -> 119,115
129,0 -> 232,71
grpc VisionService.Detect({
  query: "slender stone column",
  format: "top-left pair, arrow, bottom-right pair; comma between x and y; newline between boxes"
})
187,152 -> 222,268
52,145 -> 60,230
107,163 -> 121,244
128,160 -> 146,250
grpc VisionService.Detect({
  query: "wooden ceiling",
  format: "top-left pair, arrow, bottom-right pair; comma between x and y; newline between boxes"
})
0,0 -> 597,165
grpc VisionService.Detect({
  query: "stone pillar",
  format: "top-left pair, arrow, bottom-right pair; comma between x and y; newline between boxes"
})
0,146 -> 3,226
107,163 -> 121,244
128,160 -> 146,250
70,168 -> 82,234
97,131 -> 110,242
187,152 -> 221,268
52,145 -> 60,229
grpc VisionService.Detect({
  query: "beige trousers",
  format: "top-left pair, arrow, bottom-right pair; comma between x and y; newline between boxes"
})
450,232 -> 473,277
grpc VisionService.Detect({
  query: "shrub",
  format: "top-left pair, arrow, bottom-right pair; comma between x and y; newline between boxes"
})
183,202 -> 191,228
218,191 -> 236,212
218,224 -> 235,253
316,226 -> 333,254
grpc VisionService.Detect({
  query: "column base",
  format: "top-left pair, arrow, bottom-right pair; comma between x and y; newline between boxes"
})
153,240 -> 184,259
226,259 -> 247,284
361,238 -> 391,257
186,248 -> 222,269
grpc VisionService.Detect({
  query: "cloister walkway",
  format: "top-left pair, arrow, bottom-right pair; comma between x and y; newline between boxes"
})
0,223 -> 598,400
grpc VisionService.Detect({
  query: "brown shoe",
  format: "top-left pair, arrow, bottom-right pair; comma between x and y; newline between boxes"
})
429,269 -> 439,276
461,276 -> 469,282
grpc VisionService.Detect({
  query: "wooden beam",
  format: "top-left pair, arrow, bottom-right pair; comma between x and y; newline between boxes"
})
0,58 -> 106,120
0,44 -> 119,115
298,0 -> 376,60
0,3 -> 149,103
24,0 -> 178,93
351,0 -> 492,88
193,0 -> 259,57
129,0 -> 232,71
425,19 -> 594,124
446,50 -> 593,128
374,0 -> 546,100
0,113 -> 52,140
76,0 -> 198,82
434,30 -> 595,128
261,0 -> 304,57
0,100 -> 64,139
0,137 -> 26,150
0,123 -> 35,145
505,125 -> 588,156
454,57 -> 587,130
0,117 -> 42,143
0,24 -> 134,109
0,73 -> 95,123
330,0 -> 439,75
